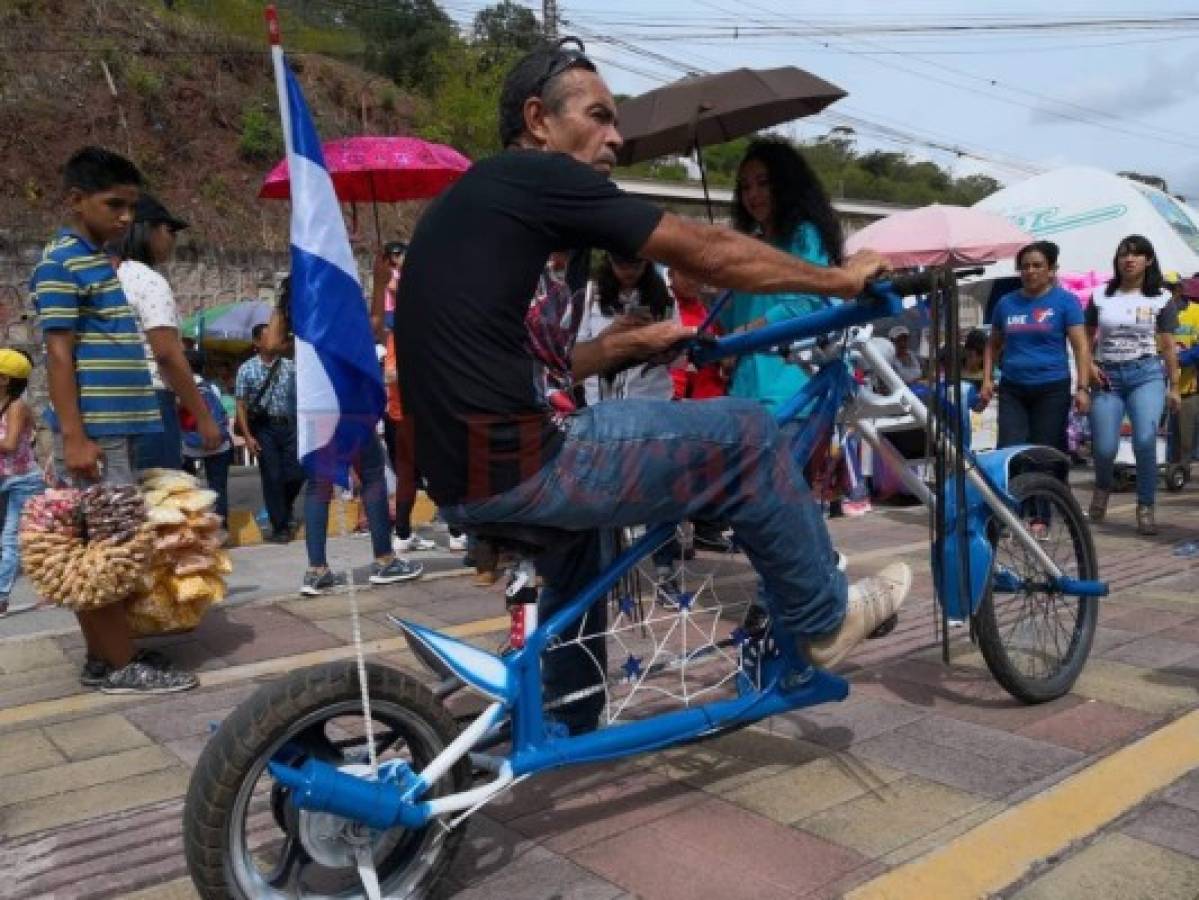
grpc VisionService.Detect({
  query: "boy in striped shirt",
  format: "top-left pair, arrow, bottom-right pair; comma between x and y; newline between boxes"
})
31,147 -> 196,694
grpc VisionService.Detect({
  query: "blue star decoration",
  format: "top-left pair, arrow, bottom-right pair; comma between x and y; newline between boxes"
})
676,592 -> 694,611
730,627 -> 751,647
618,595 -> 636,617
621,654 -> 643,680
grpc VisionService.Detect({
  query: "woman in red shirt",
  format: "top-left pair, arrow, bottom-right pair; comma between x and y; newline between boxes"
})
668,268 -> 727,401
665,268 -> 731,552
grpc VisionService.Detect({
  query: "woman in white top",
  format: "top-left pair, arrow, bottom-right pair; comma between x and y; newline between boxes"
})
577,252 -> 677,405
1085,234 -> 1182,534
115,194 -> 222,470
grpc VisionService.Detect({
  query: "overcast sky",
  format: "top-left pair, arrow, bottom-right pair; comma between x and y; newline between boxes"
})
442,0 -> 1199,198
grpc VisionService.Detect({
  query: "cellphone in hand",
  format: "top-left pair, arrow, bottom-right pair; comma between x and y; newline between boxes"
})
626,304 -> 653,321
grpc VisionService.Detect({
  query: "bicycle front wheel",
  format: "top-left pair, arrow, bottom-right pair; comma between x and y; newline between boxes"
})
183,661 -> 471,899
974,472 -> 1099,704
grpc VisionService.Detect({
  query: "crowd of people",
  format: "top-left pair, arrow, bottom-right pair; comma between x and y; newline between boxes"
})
2,40 -> 1196,710
980,236 -> 1189,535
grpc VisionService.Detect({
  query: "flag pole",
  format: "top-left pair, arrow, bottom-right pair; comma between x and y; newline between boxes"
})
264,7 -> 381,791
265,6 -> 293,157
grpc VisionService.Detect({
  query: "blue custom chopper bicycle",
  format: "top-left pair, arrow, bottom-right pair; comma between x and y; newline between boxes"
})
183,269 -> 1106,898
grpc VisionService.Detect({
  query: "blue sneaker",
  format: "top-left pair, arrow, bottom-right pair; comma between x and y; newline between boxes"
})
369,557 -> 423,585
300,569 -> 347,596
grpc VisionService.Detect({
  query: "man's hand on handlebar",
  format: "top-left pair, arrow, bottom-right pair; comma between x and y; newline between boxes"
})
630,320 -> 698,366
839,249 -> 892,298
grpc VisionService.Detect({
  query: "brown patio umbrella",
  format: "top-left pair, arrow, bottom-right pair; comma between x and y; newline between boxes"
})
615,67 -> 847,166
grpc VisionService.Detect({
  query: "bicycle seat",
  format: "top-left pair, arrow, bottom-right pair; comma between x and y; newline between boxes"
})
472,523 -> 574,556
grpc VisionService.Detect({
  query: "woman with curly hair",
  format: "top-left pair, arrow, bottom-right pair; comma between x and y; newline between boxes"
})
722,139 -> 848,622
720,137 -> 844,412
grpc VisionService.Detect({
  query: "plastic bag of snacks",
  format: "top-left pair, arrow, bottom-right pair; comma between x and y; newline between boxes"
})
18,487 -> 154,610
125,469 -> 231,636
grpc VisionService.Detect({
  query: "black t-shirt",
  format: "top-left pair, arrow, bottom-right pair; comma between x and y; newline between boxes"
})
395,150 -> 664,505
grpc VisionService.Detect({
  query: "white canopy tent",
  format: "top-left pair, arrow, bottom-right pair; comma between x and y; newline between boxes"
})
973,165 -> 1199,280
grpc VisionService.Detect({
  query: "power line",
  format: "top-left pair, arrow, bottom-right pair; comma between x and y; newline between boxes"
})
562,9 -> 1049,178
699,0 -> 1199,153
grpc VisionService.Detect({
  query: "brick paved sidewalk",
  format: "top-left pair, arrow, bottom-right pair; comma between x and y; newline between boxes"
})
0,489 -> 1196,899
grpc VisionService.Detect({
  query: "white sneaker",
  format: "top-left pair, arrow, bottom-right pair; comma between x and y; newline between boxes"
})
393,534 -> 436,553
808,562 -> 911,669
448,534 -> 469,552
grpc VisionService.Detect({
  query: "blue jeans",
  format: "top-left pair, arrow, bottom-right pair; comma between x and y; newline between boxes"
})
134,389 -> 182,471
254,419 -> 305,534
446,398 -> 847,724
997,379 -> 1072,452
1090,358 -> 1166,506
0,470 -> 46,596
304,435 -> 392,568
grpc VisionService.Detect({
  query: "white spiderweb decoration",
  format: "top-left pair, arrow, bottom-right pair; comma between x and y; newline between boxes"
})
545,525 -> 770,726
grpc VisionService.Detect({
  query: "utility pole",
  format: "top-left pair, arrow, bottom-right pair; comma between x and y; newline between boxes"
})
543,0 -> 558,39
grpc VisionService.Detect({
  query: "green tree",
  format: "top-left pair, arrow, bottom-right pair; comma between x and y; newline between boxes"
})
473,1 -> 544,53
352,0 -> 455,96
415,40 -> 514,161
952,173 -> 1002,204
615,129 -> 1003,207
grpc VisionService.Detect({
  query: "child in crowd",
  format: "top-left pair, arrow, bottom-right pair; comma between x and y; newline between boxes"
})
180,349 -> 233,528
31,146 -> 196,693
0,348 -> 45,615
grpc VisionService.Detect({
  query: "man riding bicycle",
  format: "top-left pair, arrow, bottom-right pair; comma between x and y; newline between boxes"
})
396,39 -> 911,734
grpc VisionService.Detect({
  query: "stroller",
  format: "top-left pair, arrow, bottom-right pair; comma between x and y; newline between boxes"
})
1113,408 -> 1191,492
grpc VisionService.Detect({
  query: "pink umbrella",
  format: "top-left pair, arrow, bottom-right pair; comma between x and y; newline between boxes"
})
845,204 -> 1031,268
259,136 -> 471,240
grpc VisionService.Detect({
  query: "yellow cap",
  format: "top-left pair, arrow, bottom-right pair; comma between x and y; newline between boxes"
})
1165,270 -> 1182,285
0,349 -> 32,380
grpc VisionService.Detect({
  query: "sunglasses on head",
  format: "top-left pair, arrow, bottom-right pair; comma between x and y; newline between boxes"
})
533,37 -> 594,96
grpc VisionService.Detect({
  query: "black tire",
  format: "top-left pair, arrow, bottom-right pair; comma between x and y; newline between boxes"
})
974,473 -> 1099,704
183,661 -> 471,899
1166,465 -> 1187,492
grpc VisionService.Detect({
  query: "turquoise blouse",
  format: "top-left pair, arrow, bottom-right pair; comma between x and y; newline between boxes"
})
718,221 -> 837,413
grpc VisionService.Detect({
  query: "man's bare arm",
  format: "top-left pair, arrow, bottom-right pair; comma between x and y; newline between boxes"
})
571,319 -> 694,381
639,212 -> 887,299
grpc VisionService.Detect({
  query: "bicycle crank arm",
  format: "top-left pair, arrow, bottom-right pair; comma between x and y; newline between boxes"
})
991,571 -> 1109,597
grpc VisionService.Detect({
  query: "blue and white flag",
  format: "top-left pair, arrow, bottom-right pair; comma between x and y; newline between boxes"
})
269,26 -> 384,487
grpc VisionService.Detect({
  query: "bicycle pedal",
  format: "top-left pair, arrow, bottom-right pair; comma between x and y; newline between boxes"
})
741,605 -> 770,639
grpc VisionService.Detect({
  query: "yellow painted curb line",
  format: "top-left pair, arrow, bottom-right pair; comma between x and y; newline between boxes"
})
0,614 -> 510,730
847,709 -> 1199,900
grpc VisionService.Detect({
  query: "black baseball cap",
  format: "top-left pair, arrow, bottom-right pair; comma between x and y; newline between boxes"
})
135,193 -> 188,232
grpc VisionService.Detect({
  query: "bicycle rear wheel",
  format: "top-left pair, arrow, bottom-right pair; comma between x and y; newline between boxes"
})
974,472 -> 1099,704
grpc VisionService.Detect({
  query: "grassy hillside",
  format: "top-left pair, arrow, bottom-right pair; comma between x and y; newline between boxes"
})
0,0 -> 417,250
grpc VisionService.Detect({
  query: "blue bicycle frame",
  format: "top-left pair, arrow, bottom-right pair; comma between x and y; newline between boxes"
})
268,280 -> 1108,833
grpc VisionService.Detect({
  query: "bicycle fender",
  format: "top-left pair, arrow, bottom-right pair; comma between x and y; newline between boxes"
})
938,445 -> 1071,618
